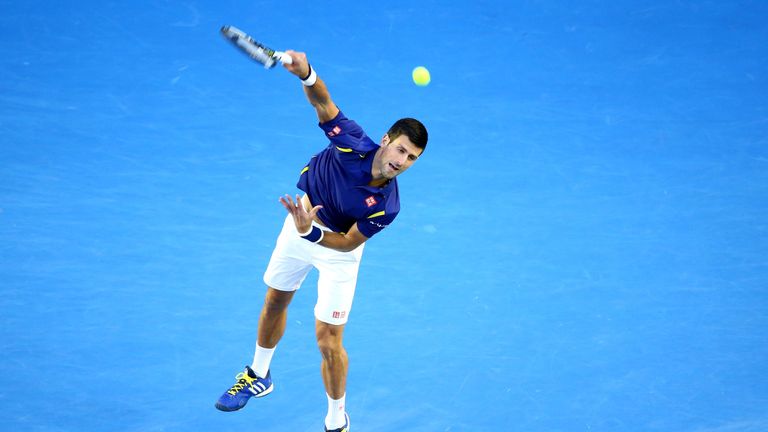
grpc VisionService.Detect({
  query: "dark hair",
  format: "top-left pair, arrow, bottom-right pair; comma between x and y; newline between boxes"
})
386,118 -> 428,152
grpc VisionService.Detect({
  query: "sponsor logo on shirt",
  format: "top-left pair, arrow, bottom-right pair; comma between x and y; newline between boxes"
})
365,196 -> 377,207
327,125 -> 342,137
332,310 -> 347,319
368,220 -> 388,229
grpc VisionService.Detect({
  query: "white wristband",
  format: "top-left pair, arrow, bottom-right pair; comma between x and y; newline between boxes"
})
301,65 -> 317,87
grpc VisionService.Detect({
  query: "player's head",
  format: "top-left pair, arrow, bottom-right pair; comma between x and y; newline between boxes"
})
386,118 -> 428,153
376,118 -> 427,181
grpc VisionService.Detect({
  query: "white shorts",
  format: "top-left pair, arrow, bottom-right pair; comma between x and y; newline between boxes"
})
263,215 -> 365,325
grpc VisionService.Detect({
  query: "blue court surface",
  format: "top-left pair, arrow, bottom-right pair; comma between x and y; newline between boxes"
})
2,1 -> 767,431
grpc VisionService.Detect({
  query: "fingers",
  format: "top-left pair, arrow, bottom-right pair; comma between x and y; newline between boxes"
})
279,194 -> 322,213
279,194 -> 321,215
285,50 -> 306,64
280,51 -> 294,65
279,194 -> 300,213
281,50 -> 309,77
308,205 -> 323,219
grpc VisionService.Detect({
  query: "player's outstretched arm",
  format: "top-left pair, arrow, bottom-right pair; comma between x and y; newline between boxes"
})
282,50 -> 340,123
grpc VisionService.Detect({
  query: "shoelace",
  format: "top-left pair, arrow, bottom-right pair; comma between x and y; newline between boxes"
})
227,372 -> 257,395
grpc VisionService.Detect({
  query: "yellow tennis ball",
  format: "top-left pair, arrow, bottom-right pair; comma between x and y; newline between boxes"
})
412,66 -> 431,86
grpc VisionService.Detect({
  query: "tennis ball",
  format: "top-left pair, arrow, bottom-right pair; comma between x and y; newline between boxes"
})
412,66 -> 431,86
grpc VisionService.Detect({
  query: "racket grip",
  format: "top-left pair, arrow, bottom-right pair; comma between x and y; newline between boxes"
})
278,52 -> 293,65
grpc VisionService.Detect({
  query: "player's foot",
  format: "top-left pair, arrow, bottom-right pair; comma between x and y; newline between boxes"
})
215,366 -> 273,412
324,413 -> 350,432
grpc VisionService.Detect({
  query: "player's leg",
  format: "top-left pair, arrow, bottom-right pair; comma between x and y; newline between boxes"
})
252,214 -> 314,376
215,215 -> 312,412
215,286 -> 303,413
256,287 -> 295,347
313,243 -> 362,431
316,319 -> 350,432
251,287 -> 295,377
316,319 -> 348,398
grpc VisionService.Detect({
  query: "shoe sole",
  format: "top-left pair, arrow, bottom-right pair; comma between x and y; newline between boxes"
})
214,383 -> 274,412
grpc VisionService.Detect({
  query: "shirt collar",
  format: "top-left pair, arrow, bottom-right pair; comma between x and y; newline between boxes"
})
358,148 -> 395,196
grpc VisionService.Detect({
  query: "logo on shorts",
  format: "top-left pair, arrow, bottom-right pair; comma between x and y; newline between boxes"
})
365,196 -> 377,207
332,311 -> 347,319
327,125 -> 342,137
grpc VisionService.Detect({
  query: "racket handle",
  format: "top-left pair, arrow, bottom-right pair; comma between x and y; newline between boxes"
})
276,52 -> 293,65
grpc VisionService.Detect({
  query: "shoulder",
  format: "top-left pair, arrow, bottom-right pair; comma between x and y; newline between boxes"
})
319,110 -> 378,154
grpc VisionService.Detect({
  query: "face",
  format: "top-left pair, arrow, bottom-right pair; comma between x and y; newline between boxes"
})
376,133 -> 423,180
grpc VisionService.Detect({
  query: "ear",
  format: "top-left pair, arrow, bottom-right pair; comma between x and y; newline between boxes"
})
380,133 -> 390,146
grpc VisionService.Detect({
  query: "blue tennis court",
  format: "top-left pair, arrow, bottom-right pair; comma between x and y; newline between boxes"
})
2,1 -> 767,431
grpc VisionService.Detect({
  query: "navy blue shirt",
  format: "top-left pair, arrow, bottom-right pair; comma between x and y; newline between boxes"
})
297,111 -> 399,238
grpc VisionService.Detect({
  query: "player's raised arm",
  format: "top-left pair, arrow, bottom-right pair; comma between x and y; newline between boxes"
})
282,50 -> 340,123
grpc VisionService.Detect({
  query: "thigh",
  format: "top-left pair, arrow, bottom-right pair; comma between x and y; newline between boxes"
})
312,246 -> 364,325
263,216 -> 313,291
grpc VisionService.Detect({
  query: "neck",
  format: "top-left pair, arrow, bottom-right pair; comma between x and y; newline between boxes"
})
368,148 -> 389,187
368,176 -> 388,188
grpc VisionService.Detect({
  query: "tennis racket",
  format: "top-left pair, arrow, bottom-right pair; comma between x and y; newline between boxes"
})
220,25 -> 293,68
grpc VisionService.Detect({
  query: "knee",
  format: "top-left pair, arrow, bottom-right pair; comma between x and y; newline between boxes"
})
316,324 -> 345,360
263,288 -> 292,313
317,338 -> 343,360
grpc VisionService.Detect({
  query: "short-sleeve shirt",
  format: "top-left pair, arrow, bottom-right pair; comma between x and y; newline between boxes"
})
297,111 -> 399,238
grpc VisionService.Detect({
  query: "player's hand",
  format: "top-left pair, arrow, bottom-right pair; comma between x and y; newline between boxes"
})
279,194 -> 322,235
281,50 -> 310,79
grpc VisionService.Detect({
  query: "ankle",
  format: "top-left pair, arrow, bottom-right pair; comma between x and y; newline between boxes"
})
324,393 -> 346,429
251,344 -> 275,378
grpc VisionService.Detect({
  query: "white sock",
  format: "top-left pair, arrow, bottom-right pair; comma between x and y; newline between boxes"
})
325,393 -> 346,429
251,344 -> 275,378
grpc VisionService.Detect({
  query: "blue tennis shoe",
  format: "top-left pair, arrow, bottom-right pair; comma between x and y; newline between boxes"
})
215,366 -> 273,412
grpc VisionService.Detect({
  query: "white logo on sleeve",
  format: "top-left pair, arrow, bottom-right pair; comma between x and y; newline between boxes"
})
368,220 -> 387,229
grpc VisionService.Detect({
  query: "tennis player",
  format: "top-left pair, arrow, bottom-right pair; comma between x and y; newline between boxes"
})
214,50 -> 428,432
